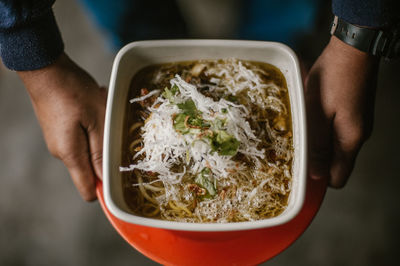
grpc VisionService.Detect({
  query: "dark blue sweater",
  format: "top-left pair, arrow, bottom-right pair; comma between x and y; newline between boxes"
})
0,0 -> 64,70
0,0 -> 398,71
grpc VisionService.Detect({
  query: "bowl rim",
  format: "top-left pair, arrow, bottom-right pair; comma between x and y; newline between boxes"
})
103,39 -> 307,232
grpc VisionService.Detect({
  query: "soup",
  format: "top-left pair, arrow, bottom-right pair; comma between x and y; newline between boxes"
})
120,58 -> 293,223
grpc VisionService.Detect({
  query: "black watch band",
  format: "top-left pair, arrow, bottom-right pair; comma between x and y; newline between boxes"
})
330,16 -> 400,59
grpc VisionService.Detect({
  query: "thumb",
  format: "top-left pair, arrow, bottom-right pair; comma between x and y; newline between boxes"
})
86,88 -> 107,180
328,114 -> 365,188
305,70 -> 332,181
307,113 -> 332,181
88,125 -> 103,180
329,143 -> 356,188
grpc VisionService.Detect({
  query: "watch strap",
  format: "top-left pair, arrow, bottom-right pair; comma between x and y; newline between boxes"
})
330,16 -> 400,59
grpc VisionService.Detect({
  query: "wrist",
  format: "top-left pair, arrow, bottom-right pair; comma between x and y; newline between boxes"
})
18,53 -> 87,100
18,52 -> 70,79
328,35 -> 368,56
326,36 -> 379,66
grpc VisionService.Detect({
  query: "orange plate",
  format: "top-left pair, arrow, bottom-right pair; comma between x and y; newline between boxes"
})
96,177 -> 327,266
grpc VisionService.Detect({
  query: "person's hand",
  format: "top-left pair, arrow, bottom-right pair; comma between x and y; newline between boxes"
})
305,36 -> 379,188
18,53 -> 107,201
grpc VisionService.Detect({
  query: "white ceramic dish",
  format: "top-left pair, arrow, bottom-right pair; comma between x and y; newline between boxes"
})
103,40 -> 307,232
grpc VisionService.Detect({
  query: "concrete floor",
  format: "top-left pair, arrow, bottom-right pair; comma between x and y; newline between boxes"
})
1,1 -> 399,265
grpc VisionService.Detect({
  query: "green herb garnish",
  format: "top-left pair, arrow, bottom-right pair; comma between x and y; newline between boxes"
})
210,130 -> 240,156
162,85 -> 179,102
195,168 -> 217,197
173,113 -> 189,134
177,99 -> 200,117
170,88 -> 240,156
188,116 -> 210,128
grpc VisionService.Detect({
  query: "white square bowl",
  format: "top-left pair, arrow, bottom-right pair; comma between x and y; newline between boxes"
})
103,40 -> 307,231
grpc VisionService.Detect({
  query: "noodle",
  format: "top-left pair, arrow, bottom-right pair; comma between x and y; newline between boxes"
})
135,170 -> 158,205
129,121 -> 143,134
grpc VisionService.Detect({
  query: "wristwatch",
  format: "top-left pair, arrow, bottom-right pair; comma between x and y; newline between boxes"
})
330,16 -> 400,60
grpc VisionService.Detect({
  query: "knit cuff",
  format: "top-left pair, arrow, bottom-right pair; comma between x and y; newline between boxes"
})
0,10 -> 64,71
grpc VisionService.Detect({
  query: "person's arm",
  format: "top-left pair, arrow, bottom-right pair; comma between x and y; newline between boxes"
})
306,0 -> 399,188
0,1 -> 105,200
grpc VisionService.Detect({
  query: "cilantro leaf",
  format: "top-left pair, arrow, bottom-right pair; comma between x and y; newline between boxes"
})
211,130 -> 240,156
187,117 -> 210,128
195,168 -> 217,197
171,84 -> 179,95
177,100 -> 199,117
162,85 -> 179,102
173,113 -> 189,134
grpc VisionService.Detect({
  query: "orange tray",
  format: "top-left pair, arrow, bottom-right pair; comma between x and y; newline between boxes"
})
96,177 -> 327,266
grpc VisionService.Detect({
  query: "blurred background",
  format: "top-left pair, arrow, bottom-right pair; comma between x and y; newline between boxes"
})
0,0 -> 399,265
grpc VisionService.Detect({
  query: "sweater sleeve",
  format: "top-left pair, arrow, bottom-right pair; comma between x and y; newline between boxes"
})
332,0 -> 399,28
0,0 -> 64,71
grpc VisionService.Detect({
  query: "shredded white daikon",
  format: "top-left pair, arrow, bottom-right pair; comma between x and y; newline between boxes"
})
121,75 -> 264,183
